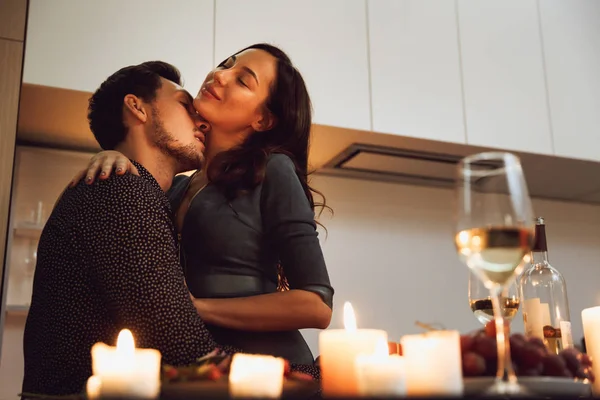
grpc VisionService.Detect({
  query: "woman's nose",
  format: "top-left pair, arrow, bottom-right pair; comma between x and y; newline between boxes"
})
213,69 -> 229,86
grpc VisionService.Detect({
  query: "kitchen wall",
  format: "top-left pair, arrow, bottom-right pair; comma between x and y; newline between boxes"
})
1,146 -> 599,399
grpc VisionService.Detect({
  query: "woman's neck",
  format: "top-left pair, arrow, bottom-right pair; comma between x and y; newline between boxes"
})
204,129 -> 249,176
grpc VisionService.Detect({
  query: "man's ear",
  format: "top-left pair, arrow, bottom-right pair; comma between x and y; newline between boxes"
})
252,110 -> 276,132
123,94 -> 148,123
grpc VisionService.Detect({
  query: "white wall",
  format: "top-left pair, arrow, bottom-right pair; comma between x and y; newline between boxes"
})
2,147 -> 599,400
301,173 -> 600,354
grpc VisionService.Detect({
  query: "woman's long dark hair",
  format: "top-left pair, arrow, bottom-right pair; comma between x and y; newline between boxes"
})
206,43 -> 330,290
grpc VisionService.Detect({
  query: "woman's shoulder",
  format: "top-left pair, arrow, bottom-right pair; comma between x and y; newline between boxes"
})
265,153 -> 297,177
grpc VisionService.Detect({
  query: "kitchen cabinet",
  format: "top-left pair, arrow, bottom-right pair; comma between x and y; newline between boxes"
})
214,0 -> 371,131
458,0 -> 552,154
538,0 -> 600,162
22,0 -> 214,95
368,0 -> 466,144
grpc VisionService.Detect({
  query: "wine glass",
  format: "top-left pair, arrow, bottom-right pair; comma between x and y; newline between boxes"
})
455,152 -> 534,395
469,271 -> 520,326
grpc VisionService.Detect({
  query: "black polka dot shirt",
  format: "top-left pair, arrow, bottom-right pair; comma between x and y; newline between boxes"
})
22,161 -> 319,396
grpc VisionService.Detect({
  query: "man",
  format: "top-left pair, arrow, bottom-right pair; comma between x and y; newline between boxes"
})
22,61 -> 225,395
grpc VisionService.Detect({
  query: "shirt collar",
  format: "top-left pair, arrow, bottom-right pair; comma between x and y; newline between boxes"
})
130,160 -> 164,193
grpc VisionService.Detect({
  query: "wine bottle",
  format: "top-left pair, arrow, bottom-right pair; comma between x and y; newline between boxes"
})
518,217 -> 573,354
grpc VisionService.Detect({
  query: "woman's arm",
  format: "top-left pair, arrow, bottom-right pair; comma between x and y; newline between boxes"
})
193,289 -> 331,331
69,150 -> 139,187
193,154 -> 334,331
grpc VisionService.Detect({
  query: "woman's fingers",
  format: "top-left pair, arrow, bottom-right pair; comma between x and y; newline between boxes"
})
69,169 -> 87,187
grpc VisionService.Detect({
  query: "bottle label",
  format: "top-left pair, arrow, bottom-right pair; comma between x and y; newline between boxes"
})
560,321 -> 574,349
523,298 -> 544,340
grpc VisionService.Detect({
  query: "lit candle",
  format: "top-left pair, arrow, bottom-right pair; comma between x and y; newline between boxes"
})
319,302 -> 388,397
86,375 -> 101,400
400,330 -> 463,396
90,329 -> 161,399
582,306 -> 600,396
229,353 -> 285,398
355,338 -> 406,397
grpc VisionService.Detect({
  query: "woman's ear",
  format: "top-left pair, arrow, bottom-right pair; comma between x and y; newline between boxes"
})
123,94 -> 148,123
252,110 -> 276,132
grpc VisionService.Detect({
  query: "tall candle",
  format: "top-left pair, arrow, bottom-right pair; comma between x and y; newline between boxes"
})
91,329 -> 161,399
229,354 -> 285,398
355,338 -> 406,397
400,330 -> 463,397
582,306 -> 600,396
319,302 -> 388,397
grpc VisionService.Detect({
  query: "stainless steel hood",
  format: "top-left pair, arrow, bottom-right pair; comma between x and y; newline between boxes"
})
17,83 -> 600,205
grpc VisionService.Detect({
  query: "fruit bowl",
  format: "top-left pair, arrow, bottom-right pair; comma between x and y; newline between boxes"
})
461,322 -> 595,382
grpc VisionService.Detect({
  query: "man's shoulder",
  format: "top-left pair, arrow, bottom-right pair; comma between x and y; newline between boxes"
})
69,173 -> 167,211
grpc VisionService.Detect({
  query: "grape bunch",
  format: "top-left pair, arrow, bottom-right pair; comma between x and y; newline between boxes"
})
461,321 -> 595,382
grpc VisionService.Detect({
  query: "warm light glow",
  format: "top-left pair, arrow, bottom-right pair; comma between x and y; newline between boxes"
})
343,302 -> 357,332
374,337 -> 389,357
229,354 -> 285,398
457,230 -> 470,246
116,329 -> 135,358
86,376 -> 102,400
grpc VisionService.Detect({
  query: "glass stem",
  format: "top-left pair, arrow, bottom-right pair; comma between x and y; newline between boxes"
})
490,288 -> 517,384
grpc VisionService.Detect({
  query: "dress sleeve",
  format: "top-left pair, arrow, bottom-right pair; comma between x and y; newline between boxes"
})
261,154 -> 334,308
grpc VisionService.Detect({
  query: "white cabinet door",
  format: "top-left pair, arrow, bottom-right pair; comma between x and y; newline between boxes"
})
458,0 -> 552,154
368,0 -> 466,144
23,0 -> 214,95
539,0 -> 600,162
214,0 -> 370,131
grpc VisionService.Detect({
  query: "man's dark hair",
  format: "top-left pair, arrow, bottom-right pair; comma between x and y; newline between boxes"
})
87,61 -> 182,150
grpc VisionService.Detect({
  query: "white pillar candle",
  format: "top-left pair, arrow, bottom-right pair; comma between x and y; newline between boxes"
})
86,375 -> 102,400
355,339 -> 406,397
91,329 -> 161,399
319,302 -> 388,397
229,353 -> 285,398
582,306 -> 600,396
400,330 -> 463,397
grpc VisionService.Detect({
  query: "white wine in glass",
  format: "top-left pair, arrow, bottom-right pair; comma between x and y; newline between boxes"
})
455,152 -> 534,396
469,271 -> 520,325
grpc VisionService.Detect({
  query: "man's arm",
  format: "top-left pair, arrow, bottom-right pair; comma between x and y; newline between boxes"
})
80,175 -> 220,365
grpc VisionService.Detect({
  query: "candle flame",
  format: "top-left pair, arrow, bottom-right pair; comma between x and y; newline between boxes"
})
116,329 -> 135,357
343,301 -> 357,332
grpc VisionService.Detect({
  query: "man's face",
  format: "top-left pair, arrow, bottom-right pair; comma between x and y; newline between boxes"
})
147,78 -> 205,173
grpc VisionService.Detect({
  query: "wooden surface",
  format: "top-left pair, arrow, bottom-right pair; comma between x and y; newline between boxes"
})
0,0 -> 27,41
0,0 -> 26,371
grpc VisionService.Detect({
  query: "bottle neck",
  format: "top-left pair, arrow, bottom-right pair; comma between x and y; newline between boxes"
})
531,221 -> 549,265
531,249 -> 549,264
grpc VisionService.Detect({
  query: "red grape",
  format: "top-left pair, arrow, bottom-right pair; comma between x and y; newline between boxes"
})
473,335 -> 498,361
462,351 -> 486,377
542,353 -> 568,377
520,344 -> 545,369
528,337 -> 547,352
461,334 -> 475,353
510,334 -> 527,362
559,348 -> 581,374
577,353 -> 593,367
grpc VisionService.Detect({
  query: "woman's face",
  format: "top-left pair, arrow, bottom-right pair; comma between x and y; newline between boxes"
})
194,49 -> 278,138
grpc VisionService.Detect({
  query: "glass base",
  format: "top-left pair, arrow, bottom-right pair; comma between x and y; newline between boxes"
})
484,380 -> 532,397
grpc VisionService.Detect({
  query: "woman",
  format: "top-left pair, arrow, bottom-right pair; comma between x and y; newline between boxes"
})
73,43 -> 333,366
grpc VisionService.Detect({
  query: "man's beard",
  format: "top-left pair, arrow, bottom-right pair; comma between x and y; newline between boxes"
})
150,107 -> 204,173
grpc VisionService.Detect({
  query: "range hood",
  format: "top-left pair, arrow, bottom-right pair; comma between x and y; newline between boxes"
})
17,83 -> 600,205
